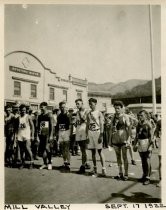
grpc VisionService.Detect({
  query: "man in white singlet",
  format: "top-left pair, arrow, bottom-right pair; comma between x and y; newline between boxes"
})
86,98 -> 106,177
16,104 -> 34,169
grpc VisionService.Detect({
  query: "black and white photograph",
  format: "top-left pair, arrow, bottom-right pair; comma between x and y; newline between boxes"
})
2,1 -> 164,208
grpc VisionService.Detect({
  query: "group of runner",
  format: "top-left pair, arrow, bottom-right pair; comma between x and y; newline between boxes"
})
4,98 -> 161,186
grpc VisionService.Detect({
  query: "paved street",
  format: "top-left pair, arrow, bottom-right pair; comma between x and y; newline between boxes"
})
5,148 -> 161,204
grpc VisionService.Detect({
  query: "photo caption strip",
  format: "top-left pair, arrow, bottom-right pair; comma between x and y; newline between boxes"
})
3,204 -> 166,210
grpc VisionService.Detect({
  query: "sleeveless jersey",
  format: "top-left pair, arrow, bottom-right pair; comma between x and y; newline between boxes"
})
88,110 -> 101,131
5,113 -> 15,137
111,113 -> 130,144
76,109 -> 87,133
38,112 -> 52,136
137,122 -> 152,140
17,114 -> 31,141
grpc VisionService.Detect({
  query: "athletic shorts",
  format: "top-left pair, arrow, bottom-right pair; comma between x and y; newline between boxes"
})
88,130 -> 102,150
76,129 -> 86,141
112,144 -> 127,153
78,140 -> 87,149
58,130 -> 70,142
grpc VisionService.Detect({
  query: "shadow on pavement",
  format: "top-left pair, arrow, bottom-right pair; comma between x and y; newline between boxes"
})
100,171 -> 161,203
110,192 -> 161,203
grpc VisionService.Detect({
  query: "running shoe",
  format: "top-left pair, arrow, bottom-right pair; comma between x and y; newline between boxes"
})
92,172 -> 98,178
39,164 -> 47,170
48,164 -> 52,170
91,167 -> 98,177
85,163 -> 91,169
123,175 -> 129,181
66,162 -> 70,166
143,179 -> 150,185
114,173 -> 124,180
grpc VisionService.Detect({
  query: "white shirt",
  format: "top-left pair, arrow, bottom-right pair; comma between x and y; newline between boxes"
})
17,114 -> 31,141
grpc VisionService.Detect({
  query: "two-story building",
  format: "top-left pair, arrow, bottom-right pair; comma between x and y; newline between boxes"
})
5,51 -> 88,110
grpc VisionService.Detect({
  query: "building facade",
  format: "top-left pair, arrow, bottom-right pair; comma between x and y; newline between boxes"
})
5,51 -> 88,110
88,91 -> 112,112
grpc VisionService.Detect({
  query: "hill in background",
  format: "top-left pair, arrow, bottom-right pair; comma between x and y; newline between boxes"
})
88,77 -> 161,98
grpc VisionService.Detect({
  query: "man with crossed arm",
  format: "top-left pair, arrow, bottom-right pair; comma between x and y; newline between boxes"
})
86,98 -> 106,177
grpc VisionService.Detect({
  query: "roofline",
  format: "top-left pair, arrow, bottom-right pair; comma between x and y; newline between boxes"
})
5,51 -> 88,85
5,50 -> 57,75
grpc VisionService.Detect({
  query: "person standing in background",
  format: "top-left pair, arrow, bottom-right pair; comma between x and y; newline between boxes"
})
154,118 -> 161,187
70,113 -> 78,156
52,108 -> 58,156
57,101 -> 71,171
133,110 -> 153,185
38,102 -> 54,170
32,110 -> 40,160
125,108 -> 137,165
75,99 -> 90,174
12,103 -> 20,166
4,105 -> 15,167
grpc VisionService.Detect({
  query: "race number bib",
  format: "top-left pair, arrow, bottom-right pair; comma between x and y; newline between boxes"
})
59,124 -> 66,131
89,123 -> 97,131
40,121 -> 49,130
20,123 -> 26,129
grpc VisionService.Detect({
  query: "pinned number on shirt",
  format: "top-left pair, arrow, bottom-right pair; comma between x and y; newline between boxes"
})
59,124 -> 66,131
20,123 -> 26,129
89,123 -> 96,131
40,121 -> 49,129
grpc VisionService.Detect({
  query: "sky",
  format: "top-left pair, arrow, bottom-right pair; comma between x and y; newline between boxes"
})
5,4 -> 161,84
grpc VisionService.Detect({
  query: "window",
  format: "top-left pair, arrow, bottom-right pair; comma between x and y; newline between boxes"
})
63,90 -> 67,102
31,84 -> 37,98
50,87 -> 54,100
14,81 -> 21,96
77,92 -> 82,99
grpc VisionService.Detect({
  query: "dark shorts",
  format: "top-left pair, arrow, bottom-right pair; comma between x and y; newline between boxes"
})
78,140 -> 87,149
112,143 -> 126,147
